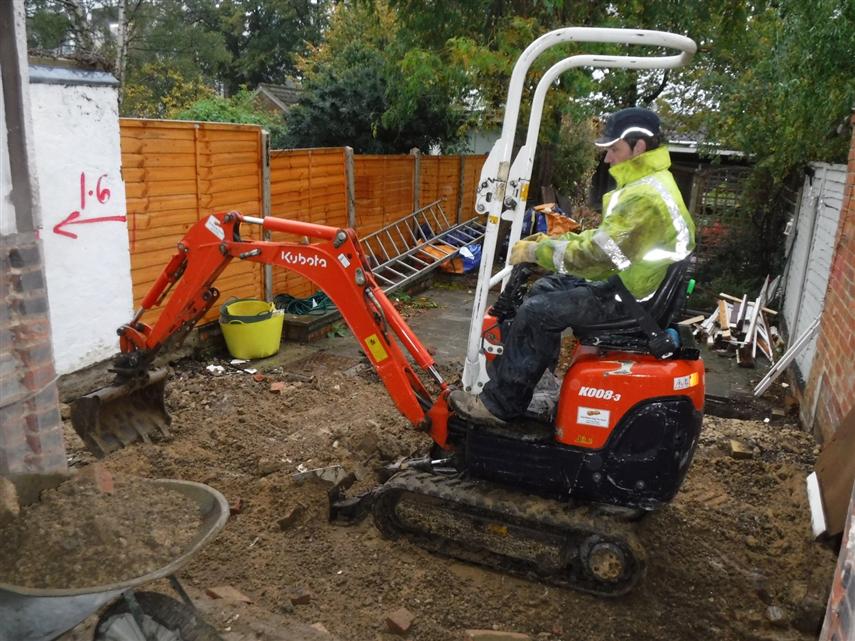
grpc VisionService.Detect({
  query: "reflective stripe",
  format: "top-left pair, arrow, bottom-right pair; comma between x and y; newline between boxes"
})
638,176 -> 691,261
593,230 -> 631,270
550,240 -> 569,273
604,189 -> 622,218
617,291 -> 656,303
643,248 -> 685,262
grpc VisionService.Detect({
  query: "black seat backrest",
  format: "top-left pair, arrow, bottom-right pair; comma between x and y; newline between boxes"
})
574,259 -> 690,339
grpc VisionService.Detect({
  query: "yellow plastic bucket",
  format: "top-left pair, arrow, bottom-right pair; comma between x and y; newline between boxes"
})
219,299 -> 284,360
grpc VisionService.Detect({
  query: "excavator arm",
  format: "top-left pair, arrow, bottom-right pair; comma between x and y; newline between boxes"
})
72,211 -> 452,457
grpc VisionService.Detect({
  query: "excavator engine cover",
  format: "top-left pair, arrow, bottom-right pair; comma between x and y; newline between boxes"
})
70,368 -> 171,458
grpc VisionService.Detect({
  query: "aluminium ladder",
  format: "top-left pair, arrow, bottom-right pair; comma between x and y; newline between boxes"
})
360,199 -> 485,294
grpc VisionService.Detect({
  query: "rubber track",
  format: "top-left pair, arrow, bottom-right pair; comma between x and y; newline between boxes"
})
372,469 -> 647,596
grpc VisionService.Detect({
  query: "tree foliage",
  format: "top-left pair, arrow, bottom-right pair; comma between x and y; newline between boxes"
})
174,89 -> 287,146
284,2 -> 466,153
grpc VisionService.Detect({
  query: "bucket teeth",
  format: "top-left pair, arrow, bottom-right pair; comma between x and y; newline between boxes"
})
71,368 -> 172,458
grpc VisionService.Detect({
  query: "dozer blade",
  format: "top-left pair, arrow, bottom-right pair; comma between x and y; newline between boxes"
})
70,368 -> 172,458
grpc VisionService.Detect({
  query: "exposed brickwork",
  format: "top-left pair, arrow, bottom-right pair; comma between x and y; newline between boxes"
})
805,116 -> 855,442
0,232 -> 66,474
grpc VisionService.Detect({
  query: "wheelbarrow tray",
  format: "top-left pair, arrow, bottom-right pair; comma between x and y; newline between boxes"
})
0,479 -> 228,641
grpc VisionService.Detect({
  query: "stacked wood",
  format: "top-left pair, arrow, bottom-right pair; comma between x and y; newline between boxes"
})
680,277 -> 781,368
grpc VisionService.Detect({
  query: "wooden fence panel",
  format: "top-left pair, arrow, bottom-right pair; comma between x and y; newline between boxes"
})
353,155 -> 415,237
420,156 -> 461,214
268,148 -> 348,299
121,119 -> 264,326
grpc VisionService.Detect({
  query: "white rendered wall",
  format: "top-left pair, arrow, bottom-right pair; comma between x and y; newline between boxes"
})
0,71 -> 13,235
30,82 -> 134,374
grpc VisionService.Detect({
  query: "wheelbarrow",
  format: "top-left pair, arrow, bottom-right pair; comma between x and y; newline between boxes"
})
0,479 -> 229,641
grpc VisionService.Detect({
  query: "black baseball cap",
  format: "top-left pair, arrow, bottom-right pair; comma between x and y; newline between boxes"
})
594,107 -> 661,147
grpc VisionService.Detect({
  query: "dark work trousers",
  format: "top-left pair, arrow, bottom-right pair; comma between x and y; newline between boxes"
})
480,274 -> 626,421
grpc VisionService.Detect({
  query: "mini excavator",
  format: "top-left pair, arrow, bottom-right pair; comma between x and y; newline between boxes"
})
72,28 -> 703,596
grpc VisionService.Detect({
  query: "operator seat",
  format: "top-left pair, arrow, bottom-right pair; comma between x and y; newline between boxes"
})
573,258 -> 692,354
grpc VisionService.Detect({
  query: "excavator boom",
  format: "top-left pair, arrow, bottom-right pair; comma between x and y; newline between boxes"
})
71,211 -> 447,456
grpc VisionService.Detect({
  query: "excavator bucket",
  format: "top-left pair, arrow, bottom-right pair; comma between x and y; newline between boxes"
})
70,368 -> 172,457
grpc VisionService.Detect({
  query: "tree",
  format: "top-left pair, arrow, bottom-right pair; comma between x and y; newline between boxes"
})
695,0 -> 855,281
121,61 -> 214,118
218,0 -> 331,94
285,2 -> 467,153
174,89 -> 287,146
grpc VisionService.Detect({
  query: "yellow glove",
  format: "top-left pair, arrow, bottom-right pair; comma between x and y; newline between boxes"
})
509,240 -> 538,265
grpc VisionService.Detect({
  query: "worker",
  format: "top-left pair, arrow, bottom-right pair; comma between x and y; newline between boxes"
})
450,107 -> 696,426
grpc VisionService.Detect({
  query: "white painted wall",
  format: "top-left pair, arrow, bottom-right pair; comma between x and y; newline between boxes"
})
782,162 -> 846,380
30,80 -> 134,375
0,69 -> 13,235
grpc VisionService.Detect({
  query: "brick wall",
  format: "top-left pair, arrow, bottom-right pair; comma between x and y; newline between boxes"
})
805,116 -> 855,442
0,232 -> 66,474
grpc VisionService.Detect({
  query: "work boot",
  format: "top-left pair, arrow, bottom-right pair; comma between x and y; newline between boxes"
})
448,390 -> 506,427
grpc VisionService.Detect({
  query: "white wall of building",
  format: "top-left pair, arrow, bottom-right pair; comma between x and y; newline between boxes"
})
0,71 -> 13,236
29,72 -> 134,375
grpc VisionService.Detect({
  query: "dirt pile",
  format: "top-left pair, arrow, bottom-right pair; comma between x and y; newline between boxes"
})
59,351 -> 837,640
0,473 -> 202,589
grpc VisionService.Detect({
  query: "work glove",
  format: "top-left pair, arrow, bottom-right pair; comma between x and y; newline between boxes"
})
509,239 -> 538,265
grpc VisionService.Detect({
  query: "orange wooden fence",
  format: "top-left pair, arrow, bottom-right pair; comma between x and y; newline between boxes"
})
121,118 -> 486,316
268,148 -> 349,298
121,119 -> 264,324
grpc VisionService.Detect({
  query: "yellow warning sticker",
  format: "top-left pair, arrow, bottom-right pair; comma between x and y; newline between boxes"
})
673,372 -> 700,391
365,334 -> 389,363
488,215 -> 500,225
520,183 -> 529,201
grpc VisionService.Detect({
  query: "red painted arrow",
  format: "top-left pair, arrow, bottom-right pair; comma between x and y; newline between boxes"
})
53,210 -> 127,239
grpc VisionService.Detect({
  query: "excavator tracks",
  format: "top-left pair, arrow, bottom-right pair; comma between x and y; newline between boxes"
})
372,469 -> 646,596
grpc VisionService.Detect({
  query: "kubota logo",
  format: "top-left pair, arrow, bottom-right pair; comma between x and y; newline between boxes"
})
281,251 -> 328,268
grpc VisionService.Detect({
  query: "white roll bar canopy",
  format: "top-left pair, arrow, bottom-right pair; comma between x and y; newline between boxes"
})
462,27 -> 697,394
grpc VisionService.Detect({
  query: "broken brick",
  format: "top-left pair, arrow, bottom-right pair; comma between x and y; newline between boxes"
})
205,585 -> 252,603
729,439 -> 754,460
385,607 -> 415,635
229,497 -> 244,515
270,381 -> 286,393
253,373 -> 266,382
77,463 -> 114,493
277,503 -> 306,530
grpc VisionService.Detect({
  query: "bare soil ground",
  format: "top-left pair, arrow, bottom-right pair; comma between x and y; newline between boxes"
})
60,348 -> 836,641
0,475 -> 200,588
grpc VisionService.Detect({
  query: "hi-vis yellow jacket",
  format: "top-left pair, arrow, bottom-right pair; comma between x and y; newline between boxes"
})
530,145 -> 696,299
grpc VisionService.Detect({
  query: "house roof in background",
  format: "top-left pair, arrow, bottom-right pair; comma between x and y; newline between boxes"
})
256,81 -> 302,112
667,139 -> 745,157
